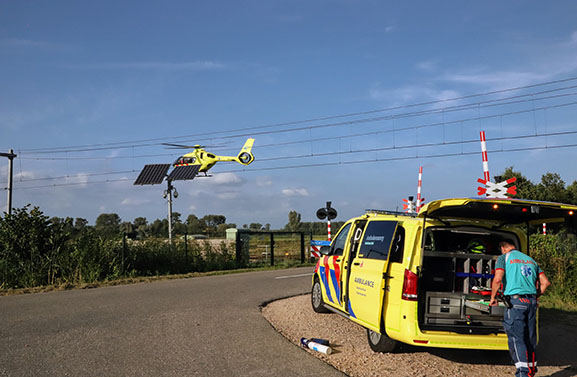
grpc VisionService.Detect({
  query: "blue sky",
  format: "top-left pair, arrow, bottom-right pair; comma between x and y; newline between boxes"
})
1,1 -> 577,228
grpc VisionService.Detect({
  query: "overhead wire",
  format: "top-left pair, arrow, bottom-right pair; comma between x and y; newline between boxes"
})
10,132 -> 577,189
16,76 -> 577,154
7,98 -> 577,185
6,76 -> 577,191
17,89 -> 577,157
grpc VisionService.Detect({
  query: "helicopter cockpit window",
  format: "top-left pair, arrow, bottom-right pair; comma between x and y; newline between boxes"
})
174,157 -> 196,165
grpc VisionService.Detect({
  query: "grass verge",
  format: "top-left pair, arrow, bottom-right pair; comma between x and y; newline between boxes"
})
0,262 -> 315,297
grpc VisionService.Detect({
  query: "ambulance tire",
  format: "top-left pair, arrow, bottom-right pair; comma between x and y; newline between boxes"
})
367,328 -> 397,353
311,277 -> 330,313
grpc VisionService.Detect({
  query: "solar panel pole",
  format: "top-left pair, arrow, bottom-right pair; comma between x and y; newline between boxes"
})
167,179 -> 174,244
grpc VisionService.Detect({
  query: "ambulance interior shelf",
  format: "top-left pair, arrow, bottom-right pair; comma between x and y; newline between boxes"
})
418,227 -> 511,333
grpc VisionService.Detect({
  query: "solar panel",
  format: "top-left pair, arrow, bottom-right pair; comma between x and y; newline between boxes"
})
167,165 -> 200,181
133,164 -> 170,185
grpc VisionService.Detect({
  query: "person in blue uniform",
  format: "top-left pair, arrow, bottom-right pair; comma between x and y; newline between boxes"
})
490,239 -> 551,377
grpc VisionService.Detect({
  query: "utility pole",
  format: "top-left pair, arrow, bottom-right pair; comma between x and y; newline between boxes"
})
1,149 -> 17,215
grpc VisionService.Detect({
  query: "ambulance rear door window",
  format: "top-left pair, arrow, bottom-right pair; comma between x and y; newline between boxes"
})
358,221 -> 398,261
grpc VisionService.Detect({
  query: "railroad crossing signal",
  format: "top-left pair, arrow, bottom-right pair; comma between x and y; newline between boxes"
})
403,196 -> 420,214
316,201 -> 337,241
477,177 -> 517,198
316,201 -> 337,220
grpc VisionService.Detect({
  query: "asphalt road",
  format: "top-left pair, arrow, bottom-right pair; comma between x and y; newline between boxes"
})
0,267 -> 345,377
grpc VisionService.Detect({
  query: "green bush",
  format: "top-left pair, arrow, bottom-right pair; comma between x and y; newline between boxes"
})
0,206 -> 238,289
0,206 -> 53,288
530,233 -> 577,305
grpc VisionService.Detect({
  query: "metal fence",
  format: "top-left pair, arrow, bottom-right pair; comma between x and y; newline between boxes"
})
235,230 -> 308,267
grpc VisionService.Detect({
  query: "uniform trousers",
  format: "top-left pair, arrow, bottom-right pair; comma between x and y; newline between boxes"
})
503,296 -> 538,377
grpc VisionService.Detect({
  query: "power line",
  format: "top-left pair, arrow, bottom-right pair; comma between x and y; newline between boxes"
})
220,142 -> 577,174
7,128 -> 576,185
11,135 -> 577,190
256,129 -> 577,163
8,170 -> 139,183
17,76 -> 577,154
17,92 -> 577,158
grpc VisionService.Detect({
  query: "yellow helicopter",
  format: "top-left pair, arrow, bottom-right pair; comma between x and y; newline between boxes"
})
163,138 -> 255,175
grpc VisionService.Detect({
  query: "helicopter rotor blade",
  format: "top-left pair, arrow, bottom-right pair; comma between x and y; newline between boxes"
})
161,143 -> 205,149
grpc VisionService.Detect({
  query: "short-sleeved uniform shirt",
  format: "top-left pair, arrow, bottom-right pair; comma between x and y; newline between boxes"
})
495,250 -> 542,296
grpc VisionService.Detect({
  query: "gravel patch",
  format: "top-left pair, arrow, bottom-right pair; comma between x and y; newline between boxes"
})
262,294 -> 576,377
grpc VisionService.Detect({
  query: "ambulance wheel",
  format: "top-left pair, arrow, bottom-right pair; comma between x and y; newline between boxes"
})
367,329 -> 397,353
312,277 -> 329,313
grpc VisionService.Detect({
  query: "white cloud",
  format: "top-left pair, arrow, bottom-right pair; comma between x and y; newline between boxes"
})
0,38 -> 58,49
121,198 -> 151,206
71,173 -> 89,187
282,188 -> 309,197
14,170 -> 35,180
256,176 -> 273,186
384,26 -> 396,33
442,71 -> 548,90
70,61 -> 226,71
216,192 -> 239,200
416,60 -> 438,72
370,85 -> 460,106
441,31 -> 577,90
196,172 -> 243,187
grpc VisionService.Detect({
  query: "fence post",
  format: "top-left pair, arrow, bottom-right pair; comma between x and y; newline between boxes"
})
300,232 -> 305,263
236,230 -> 241,267
122,232 -> 126,275
184,232 -> 189,269
270,232 -> 275,266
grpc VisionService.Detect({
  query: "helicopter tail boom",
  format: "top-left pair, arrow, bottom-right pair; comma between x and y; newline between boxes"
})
236,138 -> 255,165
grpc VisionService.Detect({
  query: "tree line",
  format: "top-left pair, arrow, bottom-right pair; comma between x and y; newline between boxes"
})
49,210 -> 342,241
49,213 -> 277,240
499,167 -> 577,204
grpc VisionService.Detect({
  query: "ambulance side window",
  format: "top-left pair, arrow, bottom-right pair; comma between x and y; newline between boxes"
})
389,226 -> 405,264
331,223 -> 351,256
357,221 -> 398,261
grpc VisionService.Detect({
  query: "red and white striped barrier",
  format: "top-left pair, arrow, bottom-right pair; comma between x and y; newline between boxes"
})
310,245 -> 321,258
402,167 -> 425,213
480,131 -> 490,183
310,240 -> 331,258
327,220 -> 332,241
416,166 -> 425,212
477,131 -> 516,198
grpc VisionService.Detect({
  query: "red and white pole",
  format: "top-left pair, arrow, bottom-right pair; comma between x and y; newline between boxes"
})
543,223 -> 546,235
327,220 -> 332,241
480,131 -> 490,183
416,166 -> 423,212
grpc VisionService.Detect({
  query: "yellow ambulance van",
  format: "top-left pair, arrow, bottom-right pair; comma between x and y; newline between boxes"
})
311,198 -> 577,352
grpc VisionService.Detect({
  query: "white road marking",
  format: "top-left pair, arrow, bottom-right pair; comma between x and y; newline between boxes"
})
275,273 -> 314,280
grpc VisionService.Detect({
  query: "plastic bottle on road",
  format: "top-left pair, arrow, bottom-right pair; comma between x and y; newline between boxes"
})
300,338 -> 332,355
